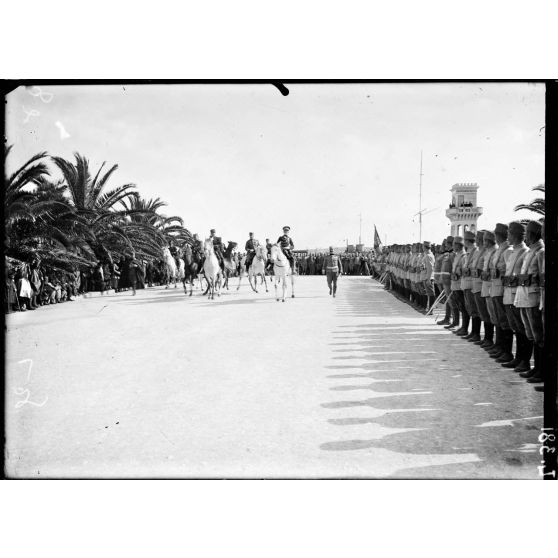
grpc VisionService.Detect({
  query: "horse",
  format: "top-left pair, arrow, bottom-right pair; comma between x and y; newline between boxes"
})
238,243 -> 269,293
182,243 -> 204,296
162,247 -> 178,288
203,238 -> 221,300
221,241 -> 238,290
269,244 -> 295,302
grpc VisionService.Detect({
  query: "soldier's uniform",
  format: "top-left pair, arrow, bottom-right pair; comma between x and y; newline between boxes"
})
322,249 -> 343,296
488,223 -> 513,361
245,235 -> 258,271
514,220 -> 544,382
476,231 -> 496,349
470,231 -> 488,344
450,236 -> 468,334
500,222 -> 530,371
420,241 -> 435,310
438,237 -> 456,327
208,229 -> 225,270
277,227 -> 295,271
461,231 -> 480,340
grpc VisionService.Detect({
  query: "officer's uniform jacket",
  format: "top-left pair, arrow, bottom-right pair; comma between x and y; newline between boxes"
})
408,251 -> 415,281
322,254 -> 343,273
538,247 -> 545,311
514,239 -> 544,308
433,252 -> 444,284
440,250 -> 453,286
450,248 -> 466,291
420,251 -> 435,281
460,246 -> 478,291
480,245 -> 496,298
245,239 -> 258,254
277,234 -> 294,253
471,246 -> 486,294
502,242 -> 529,305
489,241 -> 511,297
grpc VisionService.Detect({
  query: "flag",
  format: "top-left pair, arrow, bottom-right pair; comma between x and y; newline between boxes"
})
374,225 -> 382,251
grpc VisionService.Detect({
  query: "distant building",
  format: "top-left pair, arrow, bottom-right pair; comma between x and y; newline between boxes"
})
445,182 -> 483,237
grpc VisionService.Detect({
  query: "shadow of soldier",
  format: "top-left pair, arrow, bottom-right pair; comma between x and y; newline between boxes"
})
319,275 -> 542,478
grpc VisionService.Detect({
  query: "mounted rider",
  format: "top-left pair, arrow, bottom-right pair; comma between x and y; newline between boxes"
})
245,232 -> 259,272
277,226 -> 295,271
209,228 -> 225,273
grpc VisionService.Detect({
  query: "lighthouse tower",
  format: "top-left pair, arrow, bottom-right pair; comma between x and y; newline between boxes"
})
445,183 -> 483,237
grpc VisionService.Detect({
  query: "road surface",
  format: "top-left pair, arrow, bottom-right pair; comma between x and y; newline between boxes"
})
5,275 -> 543,478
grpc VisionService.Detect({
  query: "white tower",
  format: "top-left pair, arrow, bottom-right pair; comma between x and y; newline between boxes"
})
445,183 -> 483,237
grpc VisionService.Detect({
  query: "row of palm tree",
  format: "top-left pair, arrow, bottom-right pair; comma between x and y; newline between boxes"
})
4,147 -> 192,271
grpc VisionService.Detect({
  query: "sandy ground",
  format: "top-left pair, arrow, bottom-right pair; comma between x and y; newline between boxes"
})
5,275 -> 543,478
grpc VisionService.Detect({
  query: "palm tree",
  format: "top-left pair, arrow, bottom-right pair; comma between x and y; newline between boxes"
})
514,184 -> 545,218
52,153 -> 143,262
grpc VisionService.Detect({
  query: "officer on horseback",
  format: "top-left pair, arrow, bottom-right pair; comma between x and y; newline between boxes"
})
277,226 -> 295,272
245,232 -> 259,272
210,228 -> 225,273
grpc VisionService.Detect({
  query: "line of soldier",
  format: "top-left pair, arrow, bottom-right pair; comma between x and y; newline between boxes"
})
373,220 -> 545,390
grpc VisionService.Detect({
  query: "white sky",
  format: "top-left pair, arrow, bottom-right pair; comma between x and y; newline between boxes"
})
6,82 -> 545,248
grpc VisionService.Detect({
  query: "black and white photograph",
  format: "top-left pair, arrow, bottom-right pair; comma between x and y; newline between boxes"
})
3,80 -> 553,480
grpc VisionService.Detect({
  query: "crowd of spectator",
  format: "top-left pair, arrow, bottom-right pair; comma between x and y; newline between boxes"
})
4,255 -> 180,313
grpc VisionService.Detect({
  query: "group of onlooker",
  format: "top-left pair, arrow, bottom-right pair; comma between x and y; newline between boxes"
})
4,255 -> 181,313
5,259 -> 80,312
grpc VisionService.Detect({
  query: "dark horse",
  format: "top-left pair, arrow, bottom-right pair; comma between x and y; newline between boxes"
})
182,243 -> 203,296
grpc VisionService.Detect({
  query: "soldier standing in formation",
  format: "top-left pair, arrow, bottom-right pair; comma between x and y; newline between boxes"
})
488,223 -> 513,363
513,220 -> 544,384
449,236 -> 468,335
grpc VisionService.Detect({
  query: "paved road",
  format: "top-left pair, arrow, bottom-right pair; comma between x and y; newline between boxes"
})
5,276 -> 543,478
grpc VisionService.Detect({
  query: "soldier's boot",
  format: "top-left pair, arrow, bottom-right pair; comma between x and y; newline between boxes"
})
527,345 -> 544,383
479,322 -> 494,347
520,344 -> 540,378
445,306 -> 460,329
456,314 -> 470,337
468,317 -> 482,343
488,327 -> 503,355
514,335 -> 533,373
502,333 -> 523,368
437,303 -> 451,325
495,330 -> 515,363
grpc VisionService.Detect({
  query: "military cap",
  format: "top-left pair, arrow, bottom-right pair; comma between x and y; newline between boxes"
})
508,221 -> 526,235
464,231 -> 476,241
283,226 -> 290,231
210,228 -> 216,233
495,223 -> 508,235
453,236 -> 464,245
476,230 -> 485,240
527,220 -> 542,234
446,236 -> 454,243
484,230 -> 496,242
249,232 -> 254,235
423,241 -> 431,248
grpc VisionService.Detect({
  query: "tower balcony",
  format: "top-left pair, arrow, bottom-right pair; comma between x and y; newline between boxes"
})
446,206 -> 483,220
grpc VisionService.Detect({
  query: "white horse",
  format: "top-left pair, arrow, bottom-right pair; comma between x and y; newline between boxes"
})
238,243 -> 269,293
269,244 -> 295,302
162,247 -> 178,288
203,238 -> 221,300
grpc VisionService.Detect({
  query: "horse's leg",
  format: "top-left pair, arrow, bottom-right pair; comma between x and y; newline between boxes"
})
262,273 -> 268,292
291,272 -> 295,298
237,273 -> 242,290
275,276 -> 279,301
282,275 -> 286,302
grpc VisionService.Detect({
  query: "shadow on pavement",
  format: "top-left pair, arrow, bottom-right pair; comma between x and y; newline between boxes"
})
319,275 -> 543,478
